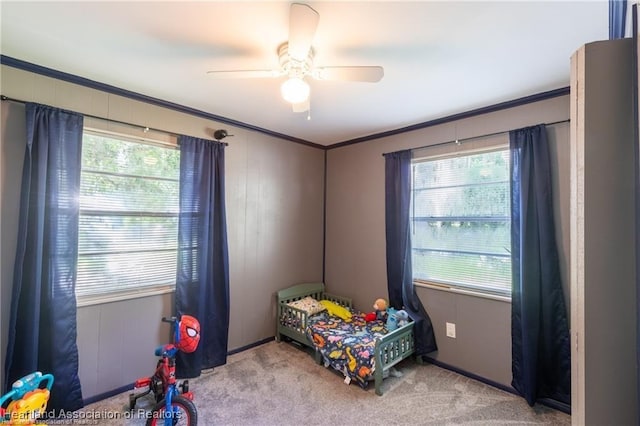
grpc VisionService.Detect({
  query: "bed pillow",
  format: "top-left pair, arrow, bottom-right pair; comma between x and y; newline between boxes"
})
320,300 -> 352,321
287,296 -> 326,315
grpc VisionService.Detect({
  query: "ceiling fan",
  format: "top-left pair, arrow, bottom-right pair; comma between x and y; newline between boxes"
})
206,2 -> 384,114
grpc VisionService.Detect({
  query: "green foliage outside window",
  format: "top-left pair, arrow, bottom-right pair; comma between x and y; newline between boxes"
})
77,132 -> 180,301
411,149 -> 511,297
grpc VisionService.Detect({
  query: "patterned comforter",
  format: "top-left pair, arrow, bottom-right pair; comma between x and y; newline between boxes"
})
305,311 -> 388,388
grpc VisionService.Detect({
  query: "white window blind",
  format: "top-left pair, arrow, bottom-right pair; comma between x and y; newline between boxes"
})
411,148 -> 512,297
76,131 -> 180,303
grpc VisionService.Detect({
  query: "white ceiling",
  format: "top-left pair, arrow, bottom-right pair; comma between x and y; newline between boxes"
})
1,1 -> 608,146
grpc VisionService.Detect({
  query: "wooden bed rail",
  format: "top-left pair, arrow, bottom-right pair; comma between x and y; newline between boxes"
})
373,321 -> 416,396
275,282 -> 353,346
276,282 -> 417,396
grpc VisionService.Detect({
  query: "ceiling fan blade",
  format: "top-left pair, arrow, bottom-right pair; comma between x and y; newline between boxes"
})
292,98 -> 310,113
288,3 -> 319,61
312,66 -> 384,82
206,69 -> 281,79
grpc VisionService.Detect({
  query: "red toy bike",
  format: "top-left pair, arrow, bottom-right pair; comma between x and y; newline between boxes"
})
130,315 -> 200,426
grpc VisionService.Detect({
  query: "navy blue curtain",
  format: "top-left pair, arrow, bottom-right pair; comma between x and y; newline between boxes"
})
175,135 -> 229,378
633,3 -> 639,421
610,0 -> 628,39
510,125 -> 571,407
4,103 -> 84,411
384,149 -> 437,357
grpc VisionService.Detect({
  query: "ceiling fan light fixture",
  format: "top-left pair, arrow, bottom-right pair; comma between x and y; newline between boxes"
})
280,77 -> 310,104
206,5 -> 383,115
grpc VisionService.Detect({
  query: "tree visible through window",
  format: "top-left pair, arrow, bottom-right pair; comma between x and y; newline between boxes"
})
76,132 -> 180,303
410,149 -> 511,297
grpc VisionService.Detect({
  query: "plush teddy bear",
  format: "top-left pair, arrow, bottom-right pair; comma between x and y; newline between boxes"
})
364,298 -> 388,322
374,298 -> 387,320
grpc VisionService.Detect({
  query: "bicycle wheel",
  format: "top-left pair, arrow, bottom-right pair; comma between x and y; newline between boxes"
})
145,395 -> 197,426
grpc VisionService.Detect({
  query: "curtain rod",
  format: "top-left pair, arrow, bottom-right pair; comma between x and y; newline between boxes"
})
0,95 -> 229,146
381,119 -> 570,157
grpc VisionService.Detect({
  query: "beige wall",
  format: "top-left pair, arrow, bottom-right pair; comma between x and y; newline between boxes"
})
0,65 -> 325,398
324,95 -> 571,387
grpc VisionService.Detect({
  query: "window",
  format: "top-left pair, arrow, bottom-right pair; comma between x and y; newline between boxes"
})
410,148 -> 511,298
76,131 -> 180,304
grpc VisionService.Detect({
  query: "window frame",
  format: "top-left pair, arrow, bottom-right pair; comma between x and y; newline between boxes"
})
410,144 -> 512,302
76,128 -> 180,307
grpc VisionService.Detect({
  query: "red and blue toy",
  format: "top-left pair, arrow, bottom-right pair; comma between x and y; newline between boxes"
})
130,315 -> 200,426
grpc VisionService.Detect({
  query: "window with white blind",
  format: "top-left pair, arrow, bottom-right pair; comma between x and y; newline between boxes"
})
76,131 -> 180,304
411,148 -> 511,298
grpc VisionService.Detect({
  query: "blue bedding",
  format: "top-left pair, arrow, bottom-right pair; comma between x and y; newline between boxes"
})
305,311 -> 388,388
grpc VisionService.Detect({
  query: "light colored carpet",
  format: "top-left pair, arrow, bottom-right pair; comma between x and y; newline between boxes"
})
80,340 -> 570,425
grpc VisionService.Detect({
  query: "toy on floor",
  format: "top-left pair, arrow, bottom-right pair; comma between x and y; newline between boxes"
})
0,371 -> 54,425
129,315 -> 200,426
364,298 -> 387,322
383,366 -> 404,378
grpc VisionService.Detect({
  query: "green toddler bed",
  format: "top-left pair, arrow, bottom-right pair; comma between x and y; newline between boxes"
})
276,282 -> 416,396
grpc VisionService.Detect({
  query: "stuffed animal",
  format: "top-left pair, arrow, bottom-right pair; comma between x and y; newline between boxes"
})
320,300 -> 352,320
374,298 -> 387,320
386,307 -> 398,331
395,309 -> 410,327
364,298 -> 388,322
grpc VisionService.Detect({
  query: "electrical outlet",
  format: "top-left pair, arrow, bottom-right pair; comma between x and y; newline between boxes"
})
446,322 -> 456,338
